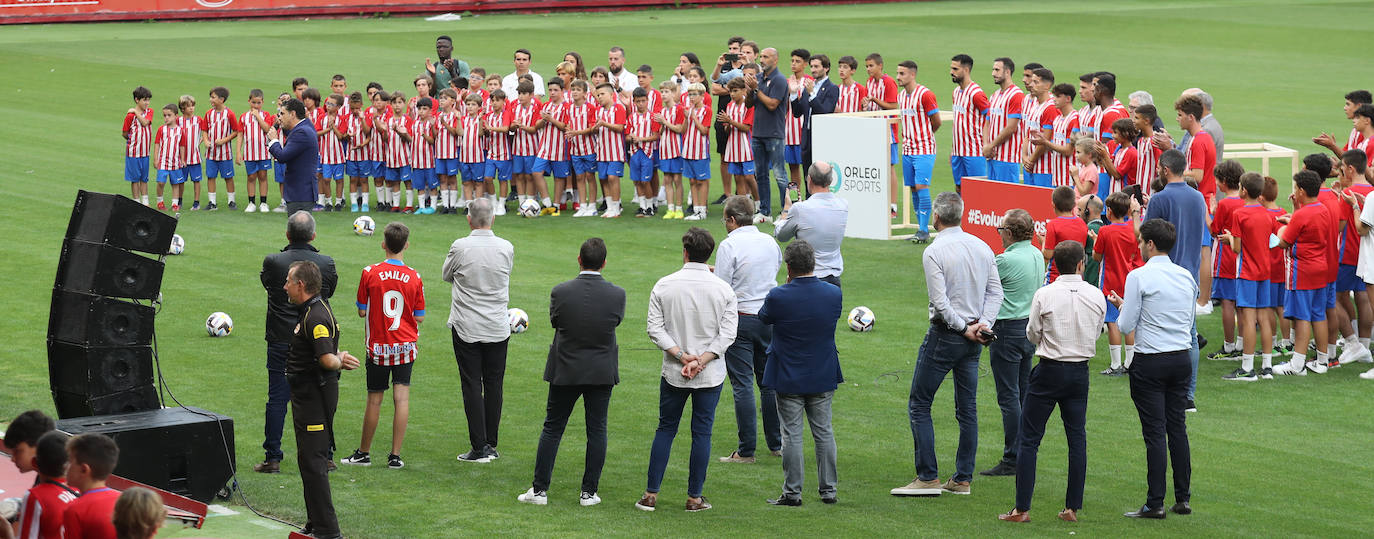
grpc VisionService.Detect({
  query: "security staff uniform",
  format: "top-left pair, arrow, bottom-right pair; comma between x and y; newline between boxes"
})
287,294 -> 342,539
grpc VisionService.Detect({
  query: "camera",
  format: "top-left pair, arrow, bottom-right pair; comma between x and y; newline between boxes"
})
978,328 -> 998,342
723,52 -> 739,64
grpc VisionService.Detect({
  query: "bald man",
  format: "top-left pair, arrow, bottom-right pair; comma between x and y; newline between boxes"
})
775,163 -> 848,288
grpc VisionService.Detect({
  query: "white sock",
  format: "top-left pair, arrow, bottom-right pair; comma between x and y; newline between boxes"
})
362,192 -> 369,206
542,197 -> 552,207
1124,345 -> 1135,369
208,192 -> 217,204
391,188 -> 400,204
1236,336 -> 1243,351
406,189 -> 414,207
1109,345 -> 1122,369
1241,354 -> 1254,372
1289,328 -> 1295,342
1262,353 -> 1273,369
227,192 -> 235,203
1223,340 -> 1236,353
157,195 -> 164,203
317,194 -> 326,204
140,195 -> 149,205
1317,351 -> 1330,364
377,187 -> 386,204
1327,344 -> 1337,357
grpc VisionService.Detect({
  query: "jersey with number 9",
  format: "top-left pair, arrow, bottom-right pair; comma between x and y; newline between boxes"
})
357,260 -> 425,365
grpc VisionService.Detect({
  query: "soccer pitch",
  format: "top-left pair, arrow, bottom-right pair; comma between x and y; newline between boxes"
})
3,0 -> 1373,536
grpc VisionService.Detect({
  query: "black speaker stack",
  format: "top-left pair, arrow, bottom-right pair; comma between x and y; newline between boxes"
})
47,191 -> 235,503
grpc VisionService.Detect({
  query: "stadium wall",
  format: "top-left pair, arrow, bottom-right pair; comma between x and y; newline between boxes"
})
0,0 -> 902,25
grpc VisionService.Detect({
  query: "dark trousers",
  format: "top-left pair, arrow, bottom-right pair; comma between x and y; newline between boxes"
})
819,274 -> 841,289
1129,350 -> 1192,509
452,329 -> 508,453
909,324 -> 982,482
285,200 -> 314,214
988,318 -> 1033,464
646,379 -> 722,498
264,341 -> 293,462
289,373 -> 339,538
1014,359 -> 1089,512
725,314 -> 780,456
532,384 -> 613,494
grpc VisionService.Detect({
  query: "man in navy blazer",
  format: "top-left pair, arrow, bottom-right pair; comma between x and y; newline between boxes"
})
759,240 -> 843,506
268,98 -> 320,214
792,54 -> 839,177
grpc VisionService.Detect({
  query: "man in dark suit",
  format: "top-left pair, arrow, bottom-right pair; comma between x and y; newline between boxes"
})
517,237 -> 626,507
268,98 -> 320,214
792,54 -> 839,178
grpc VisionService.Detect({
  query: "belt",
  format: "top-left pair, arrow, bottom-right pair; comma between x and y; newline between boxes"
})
739,312 -> 757,317
1038,357 -> 1089,365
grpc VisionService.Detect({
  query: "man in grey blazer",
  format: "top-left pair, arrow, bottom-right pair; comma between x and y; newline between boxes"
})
517,238 -> 626,507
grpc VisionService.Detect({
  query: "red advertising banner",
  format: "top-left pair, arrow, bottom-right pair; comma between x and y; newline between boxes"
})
960,177 -> 1057,255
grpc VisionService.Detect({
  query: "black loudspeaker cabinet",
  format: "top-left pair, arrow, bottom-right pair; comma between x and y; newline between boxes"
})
51,385 -> 160,418
48,289 -> 154,347
48,340 -> 154,396
66,190 -> 177,255
56,239 -> 165,300
57,407 -> 235,503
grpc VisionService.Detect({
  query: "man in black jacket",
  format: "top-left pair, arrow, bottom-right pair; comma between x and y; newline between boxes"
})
516,238 -> 626,507
792,54 -> 839,184
255,210 -> 338,473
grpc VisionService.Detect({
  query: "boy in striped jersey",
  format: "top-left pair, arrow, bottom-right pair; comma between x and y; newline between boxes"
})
593,83 -> 627,218
123,86 -> 154,206
833,56 -> 867,114
564,81 -> 600,216
1314,90 -> 1372,160
178,95 -> 208,210
319,94 -> 350,211
784,49 -> 813,201
435,89 -> 463,214
718,78 -> 758,217
367,91 -> 392,210
681,83 -> 714,221
411,97 -> 439,214
1131,105 -> 1164,194
154,104 -> 186,211
626,87 -> 662,217
383,91 -> 414,213
655,81 -> 686,219
895,60 -> 941,242
456,95 -> 487,209
535,79 -> 573,215
982,57 -> 1024,183
509,81 -> 549,212
483,89 -> 514,216
204,86 -> 241,210
864,53 -> 901,216
237,89 -> 275,212
344,92 -> 372,212
949,54 -> 989,192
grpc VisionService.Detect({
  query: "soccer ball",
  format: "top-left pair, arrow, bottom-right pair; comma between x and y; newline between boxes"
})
0,497 -> 20,521
518,198 -> 541,218
353,216 -> 376,236
508,307 -> 529,334
847,306 -> 875,332
167,234 -> 184,255
206,312 -> 233,337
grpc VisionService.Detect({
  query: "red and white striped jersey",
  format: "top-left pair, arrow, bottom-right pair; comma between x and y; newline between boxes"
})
1078,104 -> 1101,140
1346,128 -> 1366,152
344,113 -> 368,162
178,115 -> 206,165
509,101 -> 541,156
203,107 -> 240,161
658,103 -> 686,160
458,114 -> 486,163
1134,135 -> 1162,194
1050,109 -> 1080,187
1026,99 -> 1059,175
898,84 -> 939,156
594,103 -> 627,162
364,108 -> 388,161
384,116 -> 412,168
566,101 -> 598,157
1096,99 -> 1129,143
866,74 -> 898,142
357,260 -> 425,366
434,111 -> 459,160
535,101 -> 570,161
835,82 -> 867,114
633,88 -> 663,114
239,110 -> 275,162
681,105 -> 712,160
410,116 -> 436,168
987,85 -> 1025,163
484,108 -> 512,161
123,108 -> 154,158
723,100 -> 754,163
154,124 -> 183,170
784,75 -> 813,146
318,112 -> 347,165
627,109 -> 661,156
951,82 -> 990,157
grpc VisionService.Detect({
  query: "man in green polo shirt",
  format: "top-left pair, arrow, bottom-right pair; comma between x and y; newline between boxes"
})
980,209 -> 1046,477
427,35 -> 471,93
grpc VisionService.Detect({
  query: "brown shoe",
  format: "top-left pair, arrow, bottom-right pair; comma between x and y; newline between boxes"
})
1059,508 -> 1078,522
769,450 -> 782,457
890,477 -> 943,496
327,460 -> 337,472
941,478 -> 971,495
998,509 -> 1029,522
252,460 -> 280,474
718,451 -> 755,463
685,496 -> 712,512
634,494 -> 657,512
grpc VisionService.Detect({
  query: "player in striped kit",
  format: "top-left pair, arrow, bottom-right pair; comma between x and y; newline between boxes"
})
1030,83 -> 1080,188
565,81 -> 601,217
1020,68 -> 1060,188
593,83 -> 627,218
784,49 -> 813,200
1314,90 -> 1372,160
834,56 -> 868,114
719,78 -> 758,217
982,57 -> 1024,183
1076,73 -> 1100,141
344,92 -> 373,212
1092,74 -> 1128,199
435,89 -> 463,214
456,95 -> 488,209
300,89 -> 330,211
626,87 -> 663,217
319,94 -> 350,212
123,86 -> 154,206
410,97 -> 439,215
681,83 -> 714,221
509,81 -> 550,212
482,89 -> 514,216
863,53 -> 901,215
154,104 -> 186,211
341,222 -> 424,470
383,92 -> 414,213
895,60 -> 942,243
535,79 -> 573,215
1131,104 -> 1164,193
949,54 -> 989,192
1101,118 -> 1141,194
204,87 -> 241,210
633,66 -> 665,210
366,91 -> 392,211
237,89 -> 275,212
177,95 -> 209,210
655,81 -> 687,219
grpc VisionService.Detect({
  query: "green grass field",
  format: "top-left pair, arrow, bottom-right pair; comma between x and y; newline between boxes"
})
4,1 -> 1374,537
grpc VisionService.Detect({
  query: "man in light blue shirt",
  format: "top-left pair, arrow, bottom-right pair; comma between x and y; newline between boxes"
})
775,163 -> 848,287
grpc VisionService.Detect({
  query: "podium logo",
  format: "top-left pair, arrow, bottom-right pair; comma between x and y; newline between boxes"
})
827,161 -> 843,194
826,161 -> 883,194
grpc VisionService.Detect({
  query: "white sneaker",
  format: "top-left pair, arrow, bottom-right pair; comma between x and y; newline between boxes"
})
579,491 -> 601,507
259,202 -> 269,212
244,203 -> 256,213
517,488 -> 548,505
1195,302 -> 1214,315
684,211 -> 704,221
1305,360 -> 1329,374
272,202 -> 287,213
1343,345 -> 1374,364
495,204 -> 507,216
1360,367 -> 1374,380
602,206 -> 620,218
1271,361 -> 1306,376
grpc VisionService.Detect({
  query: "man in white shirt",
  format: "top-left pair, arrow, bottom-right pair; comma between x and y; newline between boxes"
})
502,48 -> 546,97
714,196 -> 783,464
607,46 -> 639,104
638,227 -> 739,514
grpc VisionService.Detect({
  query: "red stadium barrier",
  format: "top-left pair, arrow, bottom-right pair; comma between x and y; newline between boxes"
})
960,177 -> 1056,255
0,0 -> 904,25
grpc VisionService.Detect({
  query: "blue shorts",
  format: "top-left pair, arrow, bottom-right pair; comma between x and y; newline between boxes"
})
534,157 -> 571,178
597,160 -> 624,180
485,159 -> 512,181
368,160 -> 385,179
784,144 -> 803,165
658,156 -> 683,175
1327,282 -> 1338,310
512,155 -> 536,174
321,163 -> 344,180
1105,301 -> 1120,324
889,142 -> 899,165
156,168 -> 184,185
1202,231 -> 1213,247
629,152 -> 656,182
1097,171 -> 1111,199
901,154 -> 935,187
245,159 -> 272,175
1211,277 -> 1238,301
572,154 -> 596,175
346,160 -> 369,178
125,156 -> 149,182
950,155 -> 987,184
1025,172 -> 1052,187
1285,287 -> 1330,322
1271,281 -> 1285,309
435,158 -> 461,176
1237,279 -> 1274,309
205,159 -> 234,179
385,165 -> 411,183
684,158 -> 711,181
459,162 -> 484,182
182,163 -> 203,183
1337,264 -> 1366,292
411,167 -> 437,189
274,161 -> 287,183
727,160 -> 756,176
988,160 -> 1020,183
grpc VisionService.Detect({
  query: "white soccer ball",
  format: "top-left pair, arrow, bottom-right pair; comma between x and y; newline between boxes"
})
508,307 -> 529,334
0,497 -> 21,521
518,198 -> 541,218
167,234 -> 184,255
847,306 -> 875,332
206,311 -> 233,337
353,216 -> 376,236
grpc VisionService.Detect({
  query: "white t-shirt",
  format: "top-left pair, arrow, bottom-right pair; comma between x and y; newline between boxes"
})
1357,197 -> 1374,282
502,70 -> 546,97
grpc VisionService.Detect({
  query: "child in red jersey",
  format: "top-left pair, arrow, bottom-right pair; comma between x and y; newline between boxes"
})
122,86 -> 155,206
1093,192 -> 1143,374
1273,170 -> 1335,375
63,434 -> 121,539
1218,173 -> 1279,380
203,86 -> 241,210
1261,176 -> 1293,355
152,104 -> 186,212
1207,160 -> 1247,360
717,78 -> 757,217
1042,186 -> 1090,284
14,427 -> 76,539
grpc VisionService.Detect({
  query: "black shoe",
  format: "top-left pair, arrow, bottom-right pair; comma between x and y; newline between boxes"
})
227,201 -> 238,210
206,202 -> 218,211
1185,399 -> 1197,413
326,460 -> 337,472
387,454 -> 404,469
506,191 -> 518,202
821,496 -> 837,504
978,461 -> 1016,476
598,200 -> 608,212
1124,505 -> 1166,519
1170,501 -> 1191,515
483,445 -> 500,460
321,203 -> 332,212
1197,333 -> 1208,349
766,496 -> 803,506
712,194 -> 728,205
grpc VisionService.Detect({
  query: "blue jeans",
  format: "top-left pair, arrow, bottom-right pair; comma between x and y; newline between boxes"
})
646,379 -> 722,498
909,325 -> 983,482
263,341 -> 293,462
752,136 -> 786,216
988,318 -> 1033,464
725,314 -> 780,456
